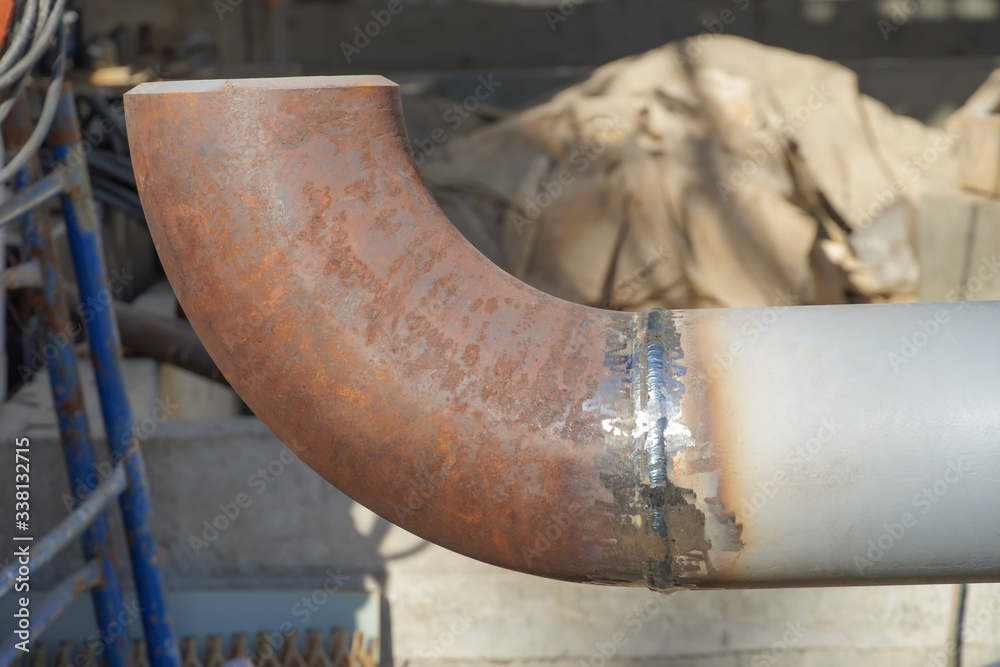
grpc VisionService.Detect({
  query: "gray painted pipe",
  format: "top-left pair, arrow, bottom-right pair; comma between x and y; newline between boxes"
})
670,299 -> 1000,586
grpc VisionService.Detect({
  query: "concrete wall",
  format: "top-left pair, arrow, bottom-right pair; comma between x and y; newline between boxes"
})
271,0 -> 1000,74
79,0 -> 266,71
78,0 -> 1000,120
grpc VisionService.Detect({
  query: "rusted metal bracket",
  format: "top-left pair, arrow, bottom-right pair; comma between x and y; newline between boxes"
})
125,76 -> 1000,591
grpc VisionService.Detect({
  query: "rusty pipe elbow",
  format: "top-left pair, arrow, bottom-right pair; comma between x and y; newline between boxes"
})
124,76 -> 725,590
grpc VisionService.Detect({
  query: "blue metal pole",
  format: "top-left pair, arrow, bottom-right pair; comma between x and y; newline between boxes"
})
2,92 -> 130,667
46,83 -> 180,667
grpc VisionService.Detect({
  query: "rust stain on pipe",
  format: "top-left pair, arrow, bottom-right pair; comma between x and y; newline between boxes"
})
124,76 -> 742,591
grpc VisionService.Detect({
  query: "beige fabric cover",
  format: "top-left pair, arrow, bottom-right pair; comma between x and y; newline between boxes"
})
421,36 -> 956,310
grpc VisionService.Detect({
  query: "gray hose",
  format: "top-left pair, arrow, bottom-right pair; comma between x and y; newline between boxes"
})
0,0 -> 65,91
0,0 -> 38,75
0,17 -> 65,183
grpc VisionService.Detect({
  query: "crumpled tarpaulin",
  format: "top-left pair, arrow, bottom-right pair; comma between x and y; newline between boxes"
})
419,35 -> 957,310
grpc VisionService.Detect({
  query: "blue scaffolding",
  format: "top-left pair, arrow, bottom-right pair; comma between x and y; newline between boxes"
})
0,79 -> 180,667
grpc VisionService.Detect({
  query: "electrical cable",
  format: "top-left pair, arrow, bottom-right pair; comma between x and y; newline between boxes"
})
0,15 -> 63,183
0,0 -> 63,91
0,0 -> 38,74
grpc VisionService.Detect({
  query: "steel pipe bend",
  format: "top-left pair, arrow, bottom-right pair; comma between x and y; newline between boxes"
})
126,76 -> 1000,591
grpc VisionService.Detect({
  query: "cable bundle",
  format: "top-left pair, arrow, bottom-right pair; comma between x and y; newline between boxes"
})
0,0 -> 66,182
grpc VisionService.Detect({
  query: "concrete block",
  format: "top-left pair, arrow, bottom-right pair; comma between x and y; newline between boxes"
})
0,355 -> 160,439
917,188 -> 1000,302
951,69 -> 1000,196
